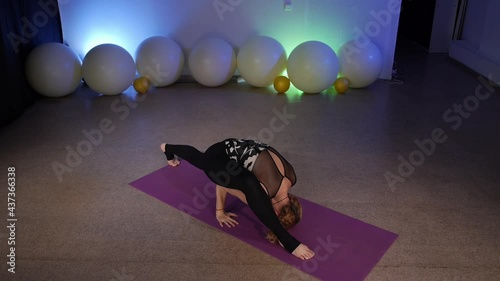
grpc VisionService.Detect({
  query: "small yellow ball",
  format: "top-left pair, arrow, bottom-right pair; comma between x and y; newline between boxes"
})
273,76 -> 291,94
333,77 -> 351,94
133,77 -> 151,94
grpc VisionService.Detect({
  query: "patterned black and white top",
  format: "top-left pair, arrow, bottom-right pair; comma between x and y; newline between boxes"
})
224,138 -> 269,171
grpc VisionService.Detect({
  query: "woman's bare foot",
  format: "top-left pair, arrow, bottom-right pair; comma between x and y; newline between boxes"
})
167,159 -> 180,167
161,143 -> 180,167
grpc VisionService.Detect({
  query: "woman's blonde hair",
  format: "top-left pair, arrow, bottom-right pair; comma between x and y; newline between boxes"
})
266,193 -> 302,244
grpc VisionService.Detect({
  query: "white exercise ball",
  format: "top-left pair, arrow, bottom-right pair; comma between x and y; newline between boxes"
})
136,36 -> 184,87
287,41 -> 339,93
237,36 -> 287,87
25,42 -> 82,97
338,40 -> 383,88
188,38 -> 236,87
82,44 -> 136,95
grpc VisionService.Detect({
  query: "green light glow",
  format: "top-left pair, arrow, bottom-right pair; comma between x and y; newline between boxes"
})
259,4 -> 344,97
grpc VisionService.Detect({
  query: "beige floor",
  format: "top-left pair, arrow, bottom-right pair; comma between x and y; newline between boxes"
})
1,45 -> 499,281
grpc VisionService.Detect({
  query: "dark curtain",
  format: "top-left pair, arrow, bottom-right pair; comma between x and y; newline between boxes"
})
0,0 -> 63,127
397,0 -> 437,50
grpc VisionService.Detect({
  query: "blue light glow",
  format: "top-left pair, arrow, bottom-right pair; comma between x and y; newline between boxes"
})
59,0 -> 195,59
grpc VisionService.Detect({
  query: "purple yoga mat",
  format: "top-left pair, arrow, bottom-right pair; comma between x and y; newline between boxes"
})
130,163 -> 398,281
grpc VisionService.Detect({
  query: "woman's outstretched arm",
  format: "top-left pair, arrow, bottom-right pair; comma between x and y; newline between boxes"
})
218,171 -> 314,259
239,175 -> 302,254
215,185 -> 228,211
215,185 -> 239,227
244,183 -> 314,259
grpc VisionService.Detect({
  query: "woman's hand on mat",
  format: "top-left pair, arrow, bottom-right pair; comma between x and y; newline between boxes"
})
292,244 -> 315,260
216,211 -> 239,228
167,158 -> 180,167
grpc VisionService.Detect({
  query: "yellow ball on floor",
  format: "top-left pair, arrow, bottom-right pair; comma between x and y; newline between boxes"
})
133,77 -> 151,94
273,76 -> 290,94
333,77 -> 351,94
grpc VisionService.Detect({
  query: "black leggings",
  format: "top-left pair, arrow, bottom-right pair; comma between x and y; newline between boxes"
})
164,141 -> 301,253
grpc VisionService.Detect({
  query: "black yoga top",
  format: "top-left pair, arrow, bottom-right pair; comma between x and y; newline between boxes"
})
224,138 -> 297,198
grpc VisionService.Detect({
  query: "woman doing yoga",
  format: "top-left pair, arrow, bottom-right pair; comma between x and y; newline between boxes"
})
161,138 -> 315,260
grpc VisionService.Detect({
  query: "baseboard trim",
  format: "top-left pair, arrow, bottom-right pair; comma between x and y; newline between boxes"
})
449,40 -> 500,85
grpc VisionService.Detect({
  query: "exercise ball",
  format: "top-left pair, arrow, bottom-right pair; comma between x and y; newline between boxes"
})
82,44 -> 135,95
188,38 -> 236,87
133,77 -> 151,94
136,36 -> 184,87
273,76 -> 290,94
237,36 -> 287,87
25,42 -> 82,97
338,40 -> 382,88
333,77 -> 351,94
287,41 -> 339,93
